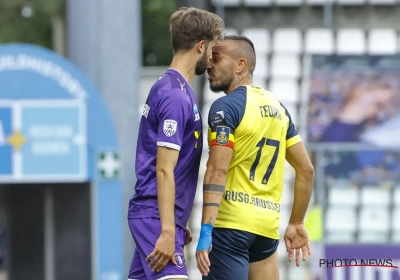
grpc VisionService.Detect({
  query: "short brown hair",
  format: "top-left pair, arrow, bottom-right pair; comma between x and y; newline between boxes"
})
169,7 -> 225,53
223,35 -> 256,75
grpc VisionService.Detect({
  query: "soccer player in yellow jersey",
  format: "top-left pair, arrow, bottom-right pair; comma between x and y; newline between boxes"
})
195,35 -> 315,280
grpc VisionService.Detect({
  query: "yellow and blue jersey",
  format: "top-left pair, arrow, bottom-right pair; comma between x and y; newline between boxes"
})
208,85 -> 302,239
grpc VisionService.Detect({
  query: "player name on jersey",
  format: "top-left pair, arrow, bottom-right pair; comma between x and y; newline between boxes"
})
259,105 -> 282,120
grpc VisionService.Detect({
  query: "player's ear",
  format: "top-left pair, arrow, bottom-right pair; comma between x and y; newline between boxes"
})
235,58 -> 247,74
196,40 -> 205,54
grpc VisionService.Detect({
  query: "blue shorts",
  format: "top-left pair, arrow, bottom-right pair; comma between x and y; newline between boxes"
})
204,228 -> 279,280
128,218 -> 188,280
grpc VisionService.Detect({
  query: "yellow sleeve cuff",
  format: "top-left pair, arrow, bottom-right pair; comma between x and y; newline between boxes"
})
286,135 -> 302,148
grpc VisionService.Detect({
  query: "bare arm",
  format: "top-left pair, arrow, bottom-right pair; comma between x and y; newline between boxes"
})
156,146 -> 179,233
196,94 -> 238,276
286,142 -> 315,224
201,146 -> 233,225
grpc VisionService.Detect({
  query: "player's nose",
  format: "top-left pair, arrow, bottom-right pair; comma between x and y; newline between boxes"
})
207,61 -> 212,71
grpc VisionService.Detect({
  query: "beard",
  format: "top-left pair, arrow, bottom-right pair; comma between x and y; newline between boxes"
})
209,71 -> 234,93
195,50 -> 208,75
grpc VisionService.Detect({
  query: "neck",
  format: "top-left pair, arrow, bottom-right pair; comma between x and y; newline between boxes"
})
224,74 -> 253,94
170,52 -> 197,85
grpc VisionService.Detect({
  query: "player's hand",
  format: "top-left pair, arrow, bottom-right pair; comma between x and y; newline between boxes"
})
185,227 -> 193,245
146,230 -> 177,272
284,223 -> 312,267
196,246 -> 213,277
196,224 -> 213,276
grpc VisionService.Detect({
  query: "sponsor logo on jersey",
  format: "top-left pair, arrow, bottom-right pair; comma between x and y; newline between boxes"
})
225,190 -> 280,213
194,130 -> 201,148
210,110 -> 225,127
142,104 -> 150,118
163,119 -> 177,137
194,104 -> 200,121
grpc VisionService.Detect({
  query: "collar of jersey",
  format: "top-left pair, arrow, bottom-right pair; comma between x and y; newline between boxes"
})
168,68 -> 195,93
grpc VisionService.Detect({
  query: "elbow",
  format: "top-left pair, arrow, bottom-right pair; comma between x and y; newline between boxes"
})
306,164 -> 315,178
206,165 -> 228,182
156,166 -> 173,180
297,164 -> 315,183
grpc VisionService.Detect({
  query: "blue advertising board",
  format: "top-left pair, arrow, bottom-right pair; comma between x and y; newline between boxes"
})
0,100 -> 86,182
0,44 -> 122,280
0,106 -> 12,176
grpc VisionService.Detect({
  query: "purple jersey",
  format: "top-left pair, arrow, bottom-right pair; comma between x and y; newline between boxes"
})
128,69 -> 203,229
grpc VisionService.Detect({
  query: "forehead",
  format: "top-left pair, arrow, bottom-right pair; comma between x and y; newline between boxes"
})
208,40 -> 216,47
212,40 -> 234,55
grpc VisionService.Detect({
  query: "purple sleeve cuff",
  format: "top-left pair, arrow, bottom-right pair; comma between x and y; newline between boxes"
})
319,120 -> 361,142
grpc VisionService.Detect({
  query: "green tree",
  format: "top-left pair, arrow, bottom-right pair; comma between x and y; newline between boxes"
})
0,0 -> 176,64
142,0 -> 177,66
0,0 -> 64,49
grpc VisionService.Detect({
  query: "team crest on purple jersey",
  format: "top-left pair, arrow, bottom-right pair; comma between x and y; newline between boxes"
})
163,119 -> 177,137
175,253 -> 185,268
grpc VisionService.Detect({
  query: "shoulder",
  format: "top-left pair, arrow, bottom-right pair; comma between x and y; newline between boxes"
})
154,75 -> 191,106
226,86 -> 247,104
152,87 -> 191,118
151,73 -> 191,102
278,101 -> 293,121
210,86 -> 247,112
208,86 -> 247,130
159,88 -> 189,101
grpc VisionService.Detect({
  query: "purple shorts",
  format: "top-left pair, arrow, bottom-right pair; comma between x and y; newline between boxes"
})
128,218 -> 188,280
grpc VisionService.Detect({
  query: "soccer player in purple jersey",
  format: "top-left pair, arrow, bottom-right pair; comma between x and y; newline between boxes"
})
127,7 -> 225,280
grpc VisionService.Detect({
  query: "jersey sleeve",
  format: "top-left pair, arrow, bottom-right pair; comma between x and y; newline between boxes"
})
281,103 -> 302,148
208,93 -> 245,150
156,89 -> 191,151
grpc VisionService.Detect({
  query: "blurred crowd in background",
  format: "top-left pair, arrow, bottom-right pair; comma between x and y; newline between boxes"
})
307,55 -> 400,187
